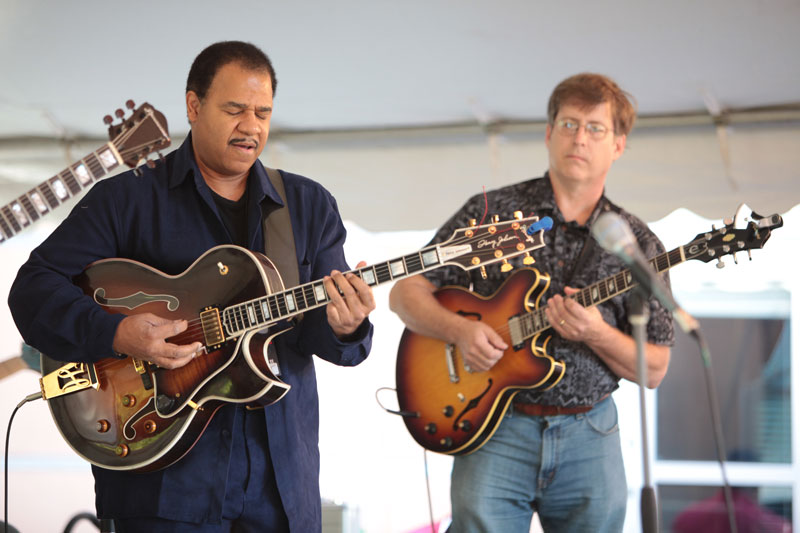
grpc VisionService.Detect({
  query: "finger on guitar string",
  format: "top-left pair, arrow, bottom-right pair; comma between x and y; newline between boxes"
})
113,313 -> 204,369
454,319 -> 507,372
323,262 -> 376,339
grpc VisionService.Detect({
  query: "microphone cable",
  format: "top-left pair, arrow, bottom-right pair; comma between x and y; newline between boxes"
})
689,327 -> 738,533
4,391 -> 42,533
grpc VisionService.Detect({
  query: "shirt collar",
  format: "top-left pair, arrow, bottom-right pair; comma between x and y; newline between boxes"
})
541,170 -> 612,228
169,133 -> 284,207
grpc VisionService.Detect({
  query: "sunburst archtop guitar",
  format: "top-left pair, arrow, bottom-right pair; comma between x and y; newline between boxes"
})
395,207 -> 783,455
39,212 -> 550,472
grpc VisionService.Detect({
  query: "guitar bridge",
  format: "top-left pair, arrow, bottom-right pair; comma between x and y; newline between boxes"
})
40,361 -> 99,400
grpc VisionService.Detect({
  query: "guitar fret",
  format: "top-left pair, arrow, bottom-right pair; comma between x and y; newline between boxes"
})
284,292 -> 296,313
374,263 -> 392,284
73,162 -> 93,187
420,248 -> 439,268
86,153 -> 105,179
268,295 -> 281,319
28,189 -> 50,214
50,175 -> 71,201
18,195 -> 40,221
9,201 -> 32,227
0,211 -> 13,240
39,181 -> 60,208
360,266 -> 377,286
312,281 -> 328,304
598,279 -> 608,301
234,306 -> 246,330
405,252 -> 424,274
291,287 -> 305,310
668,249 -> 682,269
389,259 -> 406,279
303,285 -> 317,307
260,299 -> 271,321
61,167 -> 82,193
97,146 -> 120,171
1,206 -> 22,232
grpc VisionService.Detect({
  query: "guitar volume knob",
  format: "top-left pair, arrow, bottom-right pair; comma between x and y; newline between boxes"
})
440,437 -> 453,448
442,405 -> 454,417
424,422 -> 437,434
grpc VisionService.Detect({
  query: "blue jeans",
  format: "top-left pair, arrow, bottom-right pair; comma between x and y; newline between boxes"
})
449,396 -> 627,533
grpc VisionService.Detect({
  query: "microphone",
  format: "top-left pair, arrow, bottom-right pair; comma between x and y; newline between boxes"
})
591,212 -> 699,334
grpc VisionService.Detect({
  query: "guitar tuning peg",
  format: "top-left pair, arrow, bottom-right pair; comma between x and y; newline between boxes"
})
479,266 -> 487,279
711,224 -> 717,231
491,214 -> 500,223
115,108 -> 125,119
715,258 -> 725,269
469,219 -> 477,227
723,217 -> 733,225
146,159 -> 156,169
500,259 -> 513,272
103,114 -> 113,125
732,253 -> 739,265
513,210 -> 523,220
747,250 -> 753,261
522,252 -> 535,265
126,99 -> 135,110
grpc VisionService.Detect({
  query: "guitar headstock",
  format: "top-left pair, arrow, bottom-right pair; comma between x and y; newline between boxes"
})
684,204 -> 783,267
105,100 -> 171,168
437,212 -> 551,274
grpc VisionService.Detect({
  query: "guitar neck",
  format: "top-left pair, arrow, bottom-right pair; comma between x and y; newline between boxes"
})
0,142 -> 122,244
222,243 -> 453,336
513,245 -> 687,342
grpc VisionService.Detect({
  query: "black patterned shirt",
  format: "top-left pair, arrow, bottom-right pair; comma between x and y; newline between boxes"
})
423,174 -> 675,406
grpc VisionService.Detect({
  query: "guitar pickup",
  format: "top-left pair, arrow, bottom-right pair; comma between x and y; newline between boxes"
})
40,361 -> 99,400
200,306 -> 225,350
508,314 -> 525,349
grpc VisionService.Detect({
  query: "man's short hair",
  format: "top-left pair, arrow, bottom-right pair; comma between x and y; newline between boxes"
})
186,41 -> 277,100
547,73 -> 636,136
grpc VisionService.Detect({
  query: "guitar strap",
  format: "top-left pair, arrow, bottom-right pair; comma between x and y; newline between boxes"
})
263,167 -> 300,288
564,202 -> 622,286
261,167 -> 300,377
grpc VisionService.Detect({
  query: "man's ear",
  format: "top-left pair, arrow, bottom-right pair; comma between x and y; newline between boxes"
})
612,133 -> 627,161
186,91 -> 201,123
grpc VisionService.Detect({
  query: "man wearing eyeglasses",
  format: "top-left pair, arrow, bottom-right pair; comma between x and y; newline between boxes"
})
390,73 -> 675,532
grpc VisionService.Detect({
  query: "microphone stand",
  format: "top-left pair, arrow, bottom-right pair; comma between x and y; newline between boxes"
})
628,288 -> 659,533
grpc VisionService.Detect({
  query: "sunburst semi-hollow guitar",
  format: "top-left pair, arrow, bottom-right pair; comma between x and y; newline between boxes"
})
395,206 -> 783,455
38,212 -> 550,472
0,101 -> 170,244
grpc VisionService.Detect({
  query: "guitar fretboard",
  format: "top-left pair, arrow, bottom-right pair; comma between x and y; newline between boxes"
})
0,143 -> 121,244
222,245 -> 445,336
509,245 -> 687,344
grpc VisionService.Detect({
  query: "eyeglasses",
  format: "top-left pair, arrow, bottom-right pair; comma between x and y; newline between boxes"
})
554,119 -> 612,140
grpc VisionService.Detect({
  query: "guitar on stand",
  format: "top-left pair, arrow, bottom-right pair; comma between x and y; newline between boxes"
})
394,207 -> 783,455
0,100 -> 170,244
37,212 -> 550,472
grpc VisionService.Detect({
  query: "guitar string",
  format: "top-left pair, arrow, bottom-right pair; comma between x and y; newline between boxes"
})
103,224 -> 542,354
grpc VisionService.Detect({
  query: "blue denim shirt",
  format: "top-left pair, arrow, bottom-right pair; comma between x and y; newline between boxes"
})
8,135 -> 373,531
